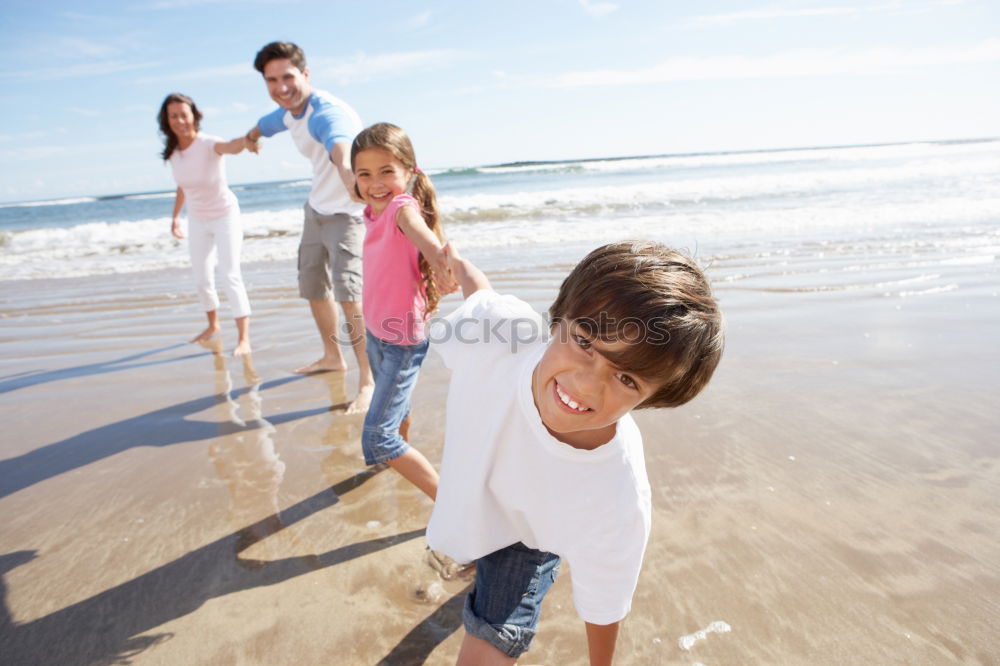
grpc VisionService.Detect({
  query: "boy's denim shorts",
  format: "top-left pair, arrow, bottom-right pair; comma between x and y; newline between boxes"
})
361,331 -> 429,465
463,542 -> 561,658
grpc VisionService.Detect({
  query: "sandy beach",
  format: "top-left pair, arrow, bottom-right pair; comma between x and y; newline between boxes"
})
1,240 -> 998,665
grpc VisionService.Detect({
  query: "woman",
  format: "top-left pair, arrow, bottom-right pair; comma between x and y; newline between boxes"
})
159,92 -> 253,355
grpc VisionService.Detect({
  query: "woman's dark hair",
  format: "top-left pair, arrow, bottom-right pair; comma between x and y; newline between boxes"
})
157,93 -> 202,161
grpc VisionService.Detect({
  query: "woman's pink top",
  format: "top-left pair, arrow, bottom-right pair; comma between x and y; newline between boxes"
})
362,194 -> 427,345
168,133 -> 238,220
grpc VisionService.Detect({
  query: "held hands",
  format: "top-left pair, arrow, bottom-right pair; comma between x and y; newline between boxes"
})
244,131 -> 261,155
348,178 -> 364,204
432,244 -> 459,295
442,242 -> 462,275
171,218 -> 185,239
442,242 -> 491,297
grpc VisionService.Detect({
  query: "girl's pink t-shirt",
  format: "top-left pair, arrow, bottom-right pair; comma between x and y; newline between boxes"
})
362,194 -> 427,345
168,133 -> 238,220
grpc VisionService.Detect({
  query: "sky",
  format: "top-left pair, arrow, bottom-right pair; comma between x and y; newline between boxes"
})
0,0 -> 997,203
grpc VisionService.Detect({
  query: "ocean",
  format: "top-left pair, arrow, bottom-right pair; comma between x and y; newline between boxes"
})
2,138 -> 997,285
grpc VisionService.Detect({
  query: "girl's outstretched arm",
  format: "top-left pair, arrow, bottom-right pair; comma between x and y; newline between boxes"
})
443,243 -> 491,299
395,206 -> 457,293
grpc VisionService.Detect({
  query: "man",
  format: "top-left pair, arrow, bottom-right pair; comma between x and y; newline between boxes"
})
244,41 -> 373,413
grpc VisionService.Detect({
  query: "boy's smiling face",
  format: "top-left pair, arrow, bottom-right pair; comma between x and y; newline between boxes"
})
531,319 -> 657,450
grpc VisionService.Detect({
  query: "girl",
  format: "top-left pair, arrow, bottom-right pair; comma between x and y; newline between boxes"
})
351,122 -> 456,499
159,92 -> 253,356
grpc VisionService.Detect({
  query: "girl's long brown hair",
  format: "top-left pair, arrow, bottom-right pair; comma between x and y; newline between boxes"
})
351,122 -> 445,315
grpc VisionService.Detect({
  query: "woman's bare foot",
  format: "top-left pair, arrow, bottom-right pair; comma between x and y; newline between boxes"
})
191,325 -> 220,344
233,339 -> 252,357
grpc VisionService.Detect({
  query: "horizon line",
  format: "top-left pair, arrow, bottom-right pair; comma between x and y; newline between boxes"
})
2,135 -> 996,207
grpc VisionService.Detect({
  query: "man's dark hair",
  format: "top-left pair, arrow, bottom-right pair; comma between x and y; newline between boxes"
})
254,41 -> 307,74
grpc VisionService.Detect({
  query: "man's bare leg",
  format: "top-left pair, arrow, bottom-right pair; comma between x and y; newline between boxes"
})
294,298 -> 348,374
339,299 -> 375,414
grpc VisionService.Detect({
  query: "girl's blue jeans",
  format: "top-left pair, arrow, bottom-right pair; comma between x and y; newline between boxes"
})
361,330 -> 429,465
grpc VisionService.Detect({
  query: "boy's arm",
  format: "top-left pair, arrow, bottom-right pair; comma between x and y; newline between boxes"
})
585,620 -> 620,666
444,243 -> 491,299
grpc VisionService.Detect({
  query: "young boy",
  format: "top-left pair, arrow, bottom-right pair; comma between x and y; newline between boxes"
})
427,241 -> 725,665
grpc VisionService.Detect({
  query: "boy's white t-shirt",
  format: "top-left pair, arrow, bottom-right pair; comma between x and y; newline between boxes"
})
427,289 -> 652,625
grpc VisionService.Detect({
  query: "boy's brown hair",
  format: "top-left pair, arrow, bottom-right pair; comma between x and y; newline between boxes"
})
549,241 -> 724,408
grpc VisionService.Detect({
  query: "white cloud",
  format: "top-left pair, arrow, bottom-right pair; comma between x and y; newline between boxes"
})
0,129 -> 60,143
55,10 -> 127,26
67,107 -> 103,118
0,139 -> 154,162
400,10 -> 433,30
143,0 -> 284,8
313,50 -> 463,85
123,104 -> 157,114
132,62 -> 254,85
579,0 -> 619,17
134,49 -> 462,87
0,145 -> 68,161
200,102 -> 254,118
546,40 -> 1000,87
688,0 -> 965,25
55,37 -> 120,60
0,60 -> 159,81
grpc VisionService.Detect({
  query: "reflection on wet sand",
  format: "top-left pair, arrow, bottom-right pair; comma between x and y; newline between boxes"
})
0,344 -> 306,501
0,340 -> 436,665
204,345 -> 287,561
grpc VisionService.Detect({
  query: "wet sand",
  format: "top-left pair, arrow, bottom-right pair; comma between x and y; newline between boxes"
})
1,241 -> 999,665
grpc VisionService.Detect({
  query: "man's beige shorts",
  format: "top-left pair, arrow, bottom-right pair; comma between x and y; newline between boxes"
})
298,203 -> 363,302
